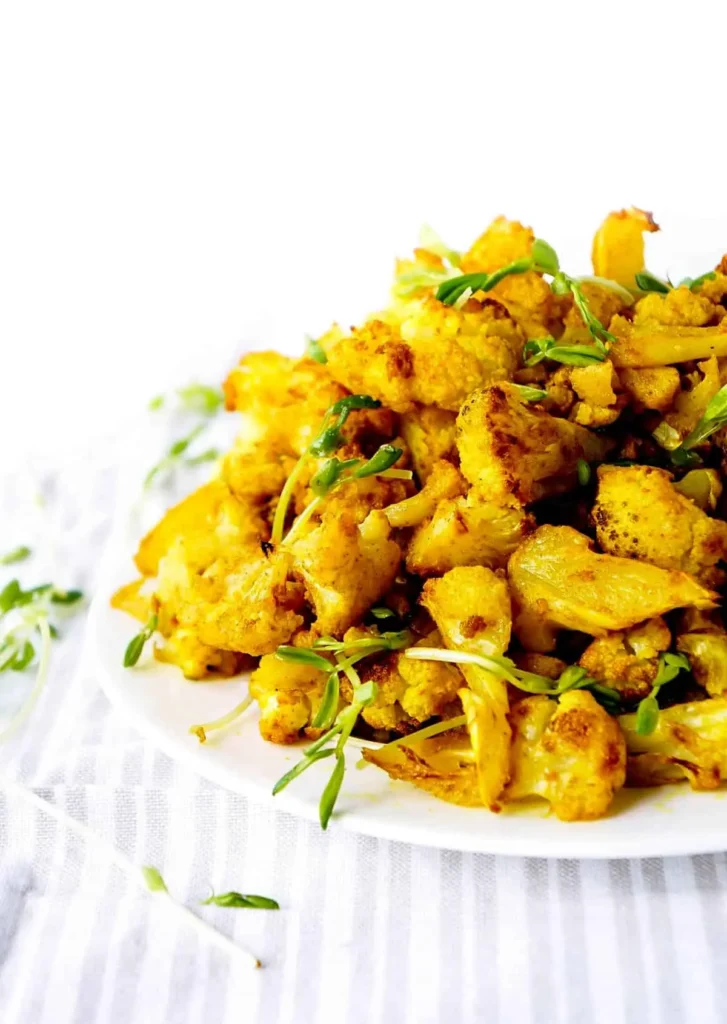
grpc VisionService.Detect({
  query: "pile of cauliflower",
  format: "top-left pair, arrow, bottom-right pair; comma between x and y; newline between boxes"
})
115,209 -> 727,822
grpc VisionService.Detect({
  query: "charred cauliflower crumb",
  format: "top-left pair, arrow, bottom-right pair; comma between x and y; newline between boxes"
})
592,465 -> 727,587
579,618 -> 671,701
505,691 -> 626,820
456,383 -> 614,504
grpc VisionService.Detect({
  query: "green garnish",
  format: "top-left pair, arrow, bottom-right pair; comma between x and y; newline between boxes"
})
511,384 -> 548,402
0,546 -> 31,566
272,629 -> 411,828
142,865 -> 168,892
393,226 -> 462,298
144,424 -> 220,488
550,272 -> 615,350
678,271 -> 717,291
634,652 -> 690,736
634,271 -> 671,294
418,225 -> 462,268
523,337 -> 606,367
305,335 -> 328,364
577,459 -> 592,486
669,384 -> 727,465
0,580 -> 84,741
436,237 -> 558,307
123,615 -> 158,668
270,395 -> 404,545
201,892 -> 279,910
189,694 -> 254,743
404,648 -> 621,712
369,606 -> 397,621
150,383 -> 224,416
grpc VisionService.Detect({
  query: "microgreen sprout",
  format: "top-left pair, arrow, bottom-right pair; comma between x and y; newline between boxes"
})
436,237 -> 558,307
149,383 -> 224,416
510,384 -> 548,402
403,648 -> 621,713
0,580 -> 84,742
201,891 -> 279,910
189,693 -> 254,743
667,384 -> 727,466
634,652 -> 690,736
270,396 -> 413,546
634,271 -> 671,294
305,335 -> 328,364
523,337 -> 606,367
123,615 -> 158,668
144,425 -> 220,488
272,629 -> 412,828
577,459 -> 592,486
0,546 -> 31,566
392,226 -> 462,298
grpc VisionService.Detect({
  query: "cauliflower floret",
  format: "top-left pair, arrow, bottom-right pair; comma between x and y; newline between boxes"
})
223,352 -> 396,456
289,509 -> 402,636
421,566 -> 513,809
400,405 -> 458,482
456,383 -> 614,504
384,460 -> 466,529
249,652 -> 326,744
460,217 -> 557,337
154,628 -> 245,680
508,525 -> 717,652
560,282 -> 628,346
633,287 -> 718,328
618,367 -> 681,411
362,732 -> 481,807
591,207 -> 658,288
221,438 -> 293,505
592,465 -> 727,587
663,356 -> 722,438
621,697 -> 727,789
579,618 -> 671,702
405,489 -> 534,576
354,631 -> 464,731
677,615 -> 727,696
609,318 -> 727,368
505,691 -> 626,820
326,298 -> 524,414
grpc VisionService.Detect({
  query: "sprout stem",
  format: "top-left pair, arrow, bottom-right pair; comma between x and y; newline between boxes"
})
189,693 -> 254,743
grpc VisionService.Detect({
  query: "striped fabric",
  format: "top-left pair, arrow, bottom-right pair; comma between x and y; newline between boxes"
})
2,454 -> 727,1024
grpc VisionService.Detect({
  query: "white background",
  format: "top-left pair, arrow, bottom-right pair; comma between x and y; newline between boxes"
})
2,0 -> 726,467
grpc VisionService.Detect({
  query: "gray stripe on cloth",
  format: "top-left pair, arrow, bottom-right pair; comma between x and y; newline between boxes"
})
525,857 -> 556,1024
640,858 -> 685,1024
609,859 -> 647,1024
347,833 -> 378,1024
692,854 -> 727,1023
289,821 -> 331,1023
557,860 -> 592,1024
381,840 -> 411,1019
438,849 -> 464,1022
471,855 -> 498,1023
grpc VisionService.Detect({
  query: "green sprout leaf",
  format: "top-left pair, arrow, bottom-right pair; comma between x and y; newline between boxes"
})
319,754 -> 346,830
510,384 -> 548,402
123,615 -> 158,668
141,865 -> 168,893
577,459 -> 591,486
0,546 -> 31,566
523,337 -> 605,367
634,652 -> 690,736
201,891 -> 279,910
175,384 -> 224,416
305,335 -> 328,364
635,271 -> 671,294
678,271 -> 717,292
275,646 -> 334,674
50,589 -> 84,605
0,580 -> 22,615
369,606 -> 396,620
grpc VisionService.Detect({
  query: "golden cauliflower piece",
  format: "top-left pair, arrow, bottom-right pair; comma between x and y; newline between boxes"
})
618,366 -> 681,412
506,691 -> 626,820
289,509 -> 402,636
249,653 -> 326,744
663,356 -> 722,439
677,613 -> 727,697
421,566 -> 513,810
621,698 -> 727,789
154,628 -> 245,681
405,488 -> 534,576
633,286 -> 718,328
508,525 -> 717,651
362,733 -> 481,807
326,298 -> 524,414
355,632 -> 463,731
560,282 -> 628,347
579,618 -> 671,702
591,207 -> 658,288
384,459 -> 466,529
460,217 -> 557,337
400,405 -> 458,482
456,383 -> 614,504
608,318 -> 727,368
592,465 -> 727,587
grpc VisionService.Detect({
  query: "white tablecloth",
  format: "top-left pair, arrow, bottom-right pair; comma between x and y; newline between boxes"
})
1,445 -> 727,1024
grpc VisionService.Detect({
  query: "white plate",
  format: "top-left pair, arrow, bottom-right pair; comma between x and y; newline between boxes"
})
89,493 -> 727,860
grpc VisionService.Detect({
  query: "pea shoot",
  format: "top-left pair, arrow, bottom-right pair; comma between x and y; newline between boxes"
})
666,384 -> 727,467
272,629 -> 412,829
523,337 -> 606,367
201,891 -> 279,910
635,270 -> 716,294
577,459 -> 592,486
0,546 -> 31,566
634,652 -> 690,736
123,615 -> 158,668
144,425 -> 220,488
305,335 -> 328,364
510,384 -> 548,402
0,580 -> 84,742
149,383 -> 224,416
393,226 -> 462,298
270,396 -> 411,546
